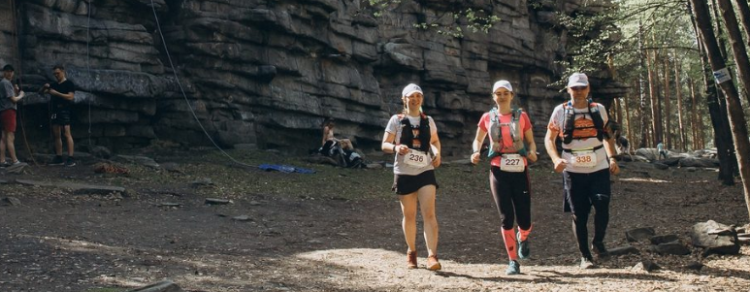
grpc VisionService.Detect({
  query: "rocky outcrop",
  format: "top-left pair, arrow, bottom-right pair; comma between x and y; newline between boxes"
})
1,0 -> 623,154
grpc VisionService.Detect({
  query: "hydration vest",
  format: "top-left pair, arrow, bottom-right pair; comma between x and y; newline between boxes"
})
488,107 -> 527,158
398,113 -> 431,152
561,99 -> 606,144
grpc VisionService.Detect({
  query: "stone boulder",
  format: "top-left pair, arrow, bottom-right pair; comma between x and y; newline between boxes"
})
659,157 -> 681,166
0,0 -> 625,156
691,220 -> 740,255
678,157 -> 720,168
650,240 -> 691,255
635,148 -> 658,161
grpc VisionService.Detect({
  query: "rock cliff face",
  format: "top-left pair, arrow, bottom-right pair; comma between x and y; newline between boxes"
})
0,0 -> 624,155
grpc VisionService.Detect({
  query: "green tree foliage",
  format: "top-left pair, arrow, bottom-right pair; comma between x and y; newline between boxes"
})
364,0 -> 499,38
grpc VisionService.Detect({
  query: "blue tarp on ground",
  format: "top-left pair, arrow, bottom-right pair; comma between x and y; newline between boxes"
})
258,164 -> 315,174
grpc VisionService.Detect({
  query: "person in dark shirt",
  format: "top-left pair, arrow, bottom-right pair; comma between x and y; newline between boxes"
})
43,65 -> 76,167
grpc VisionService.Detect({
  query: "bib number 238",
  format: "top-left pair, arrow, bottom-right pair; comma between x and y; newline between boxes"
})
404,150 -> 430,168
500,154 -> 524,172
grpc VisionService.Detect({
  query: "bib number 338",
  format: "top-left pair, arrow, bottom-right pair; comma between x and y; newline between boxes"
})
404,150 -> 430,168
570,150 -> 597,168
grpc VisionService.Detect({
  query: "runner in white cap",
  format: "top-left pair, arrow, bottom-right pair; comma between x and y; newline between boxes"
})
544,72 -> 619,269
470,80 -> 537,275
382,83 -> 443,271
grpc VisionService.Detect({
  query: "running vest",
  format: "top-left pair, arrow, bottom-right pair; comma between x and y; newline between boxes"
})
562,100 -> 605,145
398,113 -> 431,152
488,107 -> 527,158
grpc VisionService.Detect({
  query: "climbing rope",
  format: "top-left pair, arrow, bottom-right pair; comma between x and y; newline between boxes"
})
10,0 -> 38,166
149,0 -> 258,169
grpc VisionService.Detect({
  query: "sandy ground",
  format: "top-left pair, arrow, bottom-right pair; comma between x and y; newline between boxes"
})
0,150 -> 748,292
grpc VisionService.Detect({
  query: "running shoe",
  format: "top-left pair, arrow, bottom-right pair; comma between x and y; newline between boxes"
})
592,242 -> 608,257
49,155 -> 64,166
0,161 -> 9,168
65,157 -> 76,167
506,260 -> 521,275
426,255 -> 441,271
406,250 -> 417,269
517,231 -> 530,259
579,257 -> 596,269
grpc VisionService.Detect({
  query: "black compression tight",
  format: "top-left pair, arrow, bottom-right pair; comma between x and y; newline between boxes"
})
489,166 -> 532,231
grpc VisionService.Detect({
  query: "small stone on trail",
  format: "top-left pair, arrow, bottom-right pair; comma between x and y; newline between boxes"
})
205,198 -> 233,205
160,162 -> 182,173
158,202 -> 181,208
738,233 -> 750,244
90,145 -> 112,158
192,178 -> 214,186
650,241 -> 691,255
1,197 -> 22,206
650,234 -> 680,245
626,227 -> 656,242
365,163 -> 382,169
232,215 -> 253,222
653,163 -> 669,170
126,280 -> 184,292
6,162 -> 28,174
684,261 -> 704,271
606,245 -> 639,256
632,260 -> 660,272
249,200 -> 262,206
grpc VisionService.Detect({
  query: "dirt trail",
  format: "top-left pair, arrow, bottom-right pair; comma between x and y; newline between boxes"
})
1,154 -> 749,292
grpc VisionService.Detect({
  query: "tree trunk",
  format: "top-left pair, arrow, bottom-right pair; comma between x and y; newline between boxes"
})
691,0 -> 750,220
647,49 -> 661,146
638,22 -> 650,149
716,0 -> 750,219
718,0 -> 750,105
734,0 -> 750,49
663,56 -> 672,149
624,94 -> 634,154
689,2 -> 736,185
675,59 -> 686,151
689,78 -> 701,150
710,0 -> 741,177
616,97 -> 623,125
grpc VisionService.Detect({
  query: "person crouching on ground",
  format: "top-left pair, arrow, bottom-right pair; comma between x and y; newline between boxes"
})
470,80 -> 537,275
0,64 -> 25,167
381,83 -> 442,271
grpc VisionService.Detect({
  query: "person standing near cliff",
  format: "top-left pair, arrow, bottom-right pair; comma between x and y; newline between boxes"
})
0,65 -> 26,168
470,80 -> 537,275
43,65 -> 76,167
544,72 -> 619,269
381,83 -> 442,271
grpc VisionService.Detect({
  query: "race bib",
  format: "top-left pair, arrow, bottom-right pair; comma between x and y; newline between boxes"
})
404,150 -> 430,168
570,150 -> 597,168
500,154 -> 525,172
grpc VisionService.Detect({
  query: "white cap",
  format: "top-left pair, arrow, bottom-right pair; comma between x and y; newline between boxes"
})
492,80 -> 513,93
567,73 -> 589,87
402,83 -> 423,97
